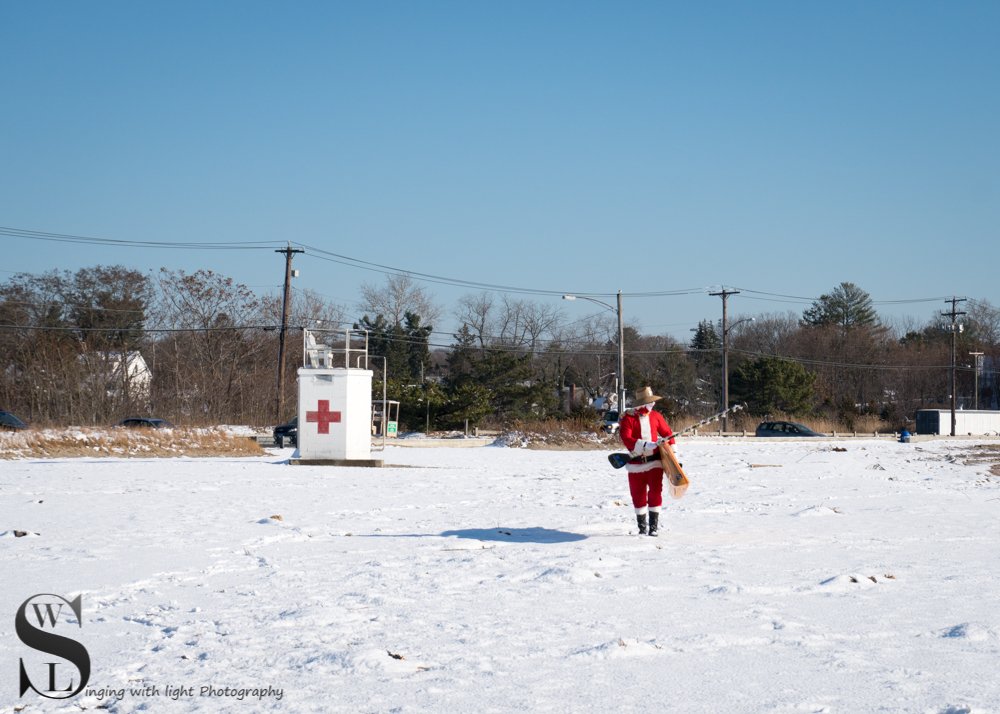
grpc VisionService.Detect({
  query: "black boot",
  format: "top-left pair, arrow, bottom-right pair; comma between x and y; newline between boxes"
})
636,513 -> 647,535
648,511 -> 659,537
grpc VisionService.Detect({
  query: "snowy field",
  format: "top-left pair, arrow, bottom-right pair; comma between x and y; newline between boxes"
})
3,438 -> 1000,713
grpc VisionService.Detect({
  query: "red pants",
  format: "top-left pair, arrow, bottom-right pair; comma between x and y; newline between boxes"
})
628,468 -> 664,512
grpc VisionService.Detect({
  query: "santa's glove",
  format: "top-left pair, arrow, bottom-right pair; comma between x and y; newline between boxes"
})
632,439 -> 659,457
657,438 -> 679,460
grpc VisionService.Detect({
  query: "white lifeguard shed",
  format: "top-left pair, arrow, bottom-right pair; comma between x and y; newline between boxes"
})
291,328 -> 383,467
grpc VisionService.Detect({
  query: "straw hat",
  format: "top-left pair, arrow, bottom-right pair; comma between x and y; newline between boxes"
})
632,386 -> 662,406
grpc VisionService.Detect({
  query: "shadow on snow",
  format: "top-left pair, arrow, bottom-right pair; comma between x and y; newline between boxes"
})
440,527 -> 587,544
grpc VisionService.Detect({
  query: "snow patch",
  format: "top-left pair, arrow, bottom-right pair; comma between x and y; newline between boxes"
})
3,437 -> 999,712
571,638 -> 665,659
792,505 -> 843,517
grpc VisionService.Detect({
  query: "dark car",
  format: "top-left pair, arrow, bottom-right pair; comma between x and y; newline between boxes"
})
273,417 -> 298,448
115,417 -> 174,429
0,410 -> 28,431
755,421 -> 823,437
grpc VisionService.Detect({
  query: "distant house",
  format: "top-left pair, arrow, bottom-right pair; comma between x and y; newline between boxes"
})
111,351 -> 151,401
560,383 -> 602,414
79,350 -> 152,402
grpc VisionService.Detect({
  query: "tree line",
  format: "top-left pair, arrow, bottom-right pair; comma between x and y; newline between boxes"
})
1,268 -> 997,431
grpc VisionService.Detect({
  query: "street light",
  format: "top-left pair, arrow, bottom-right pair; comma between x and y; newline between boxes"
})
563,291 -> 625,413
721,316 -> 754,432
970,351 -> 984,410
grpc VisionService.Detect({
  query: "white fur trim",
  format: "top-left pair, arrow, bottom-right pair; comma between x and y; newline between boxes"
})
634,506 -> 648,516
648,506 -> 662,513
625,461 -> 661,474
639,412 -> 652,442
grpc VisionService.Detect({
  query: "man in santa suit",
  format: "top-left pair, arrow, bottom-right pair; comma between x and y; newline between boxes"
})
617,386 -> 675,536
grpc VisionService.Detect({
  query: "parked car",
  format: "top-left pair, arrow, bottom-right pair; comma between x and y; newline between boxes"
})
600,410 -> 620,435
0,410 -> 28,431
115,417 -> 174,429
273,417 -> 298,448
755,421 -> 823,437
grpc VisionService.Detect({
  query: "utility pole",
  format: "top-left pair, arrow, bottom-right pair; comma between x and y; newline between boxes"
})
275,244 -> 304,422
970,351 -> 984,410
616,290 -> 625,414
710,288 -> 740,432
942,297 -> 967,437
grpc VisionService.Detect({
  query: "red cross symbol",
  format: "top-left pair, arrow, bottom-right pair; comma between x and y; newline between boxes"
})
305,400 -> 341,434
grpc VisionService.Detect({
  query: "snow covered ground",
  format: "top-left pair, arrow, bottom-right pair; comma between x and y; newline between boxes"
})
3,438 -> 1000,713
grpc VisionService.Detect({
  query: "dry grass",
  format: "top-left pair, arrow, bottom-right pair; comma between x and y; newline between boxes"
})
498,418 -> 616,450
495,410 -> 897,450
508,417 -> 599,435
0,427 -> 266,459
680,411 -> 893,435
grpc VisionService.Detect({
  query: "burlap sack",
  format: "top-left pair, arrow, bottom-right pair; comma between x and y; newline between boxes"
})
657,441 -> 690,499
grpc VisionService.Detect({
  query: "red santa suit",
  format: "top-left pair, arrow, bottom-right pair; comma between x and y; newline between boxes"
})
618,403 -> 675,516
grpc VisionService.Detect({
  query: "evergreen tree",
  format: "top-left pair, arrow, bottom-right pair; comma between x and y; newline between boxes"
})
357,314 -> 405,376
438,325 -> 493,428
730,356 -> 816,415
357,311 -> 432,383
443,324 -> 555,426
690,319 -> 721,352
802,282 -> 879,330
688,319 -> 722,408
473,348 -> 553,420
402,311 -> 432,380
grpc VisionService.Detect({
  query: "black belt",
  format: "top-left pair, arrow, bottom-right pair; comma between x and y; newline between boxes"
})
628,454 -> 659,465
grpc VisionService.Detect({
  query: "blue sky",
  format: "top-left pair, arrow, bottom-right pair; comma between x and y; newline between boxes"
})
1,1 -> 997,340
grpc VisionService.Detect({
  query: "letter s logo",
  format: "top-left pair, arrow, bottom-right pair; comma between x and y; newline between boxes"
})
15,594 -> 90,699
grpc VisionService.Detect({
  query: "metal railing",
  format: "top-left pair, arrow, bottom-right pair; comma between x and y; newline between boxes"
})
302,328 -> 369,369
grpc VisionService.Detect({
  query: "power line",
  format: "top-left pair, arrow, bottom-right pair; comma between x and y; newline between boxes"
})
728,347 -> 959,372
0,323 -> 279,333
734,286 -> 955,308
0,298 -> 148,316
3,224 -> 986,309
3,223 -> 706,299
301,242 -> 706,299
0,226 -> 279,250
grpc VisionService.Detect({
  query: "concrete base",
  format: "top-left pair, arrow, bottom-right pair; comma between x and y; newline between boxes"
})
289,458 -> 384,468
388,437 -> 493,448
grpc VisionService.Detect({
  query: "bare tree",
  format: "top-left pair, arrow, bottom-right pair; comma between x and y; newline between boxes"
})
492,296 -> 562,351
965,299 -> 1000,346
290,289 -> 351,331
455,292 -> 495,348
455,292 -> 563,351
358,274 -> 440,327
153,269 -> 271,424
735,312 -> 800,356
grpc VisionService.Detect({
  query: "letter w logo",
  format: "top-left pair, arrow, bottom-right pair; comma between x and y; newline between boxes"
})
16,594 -> 90,700
31,602 -> 64,628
